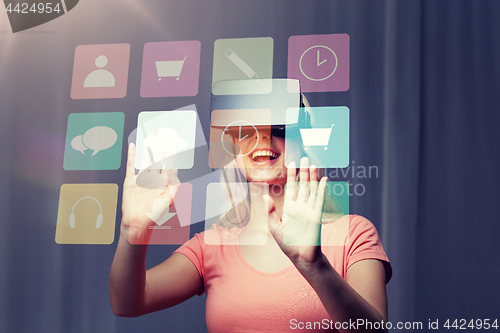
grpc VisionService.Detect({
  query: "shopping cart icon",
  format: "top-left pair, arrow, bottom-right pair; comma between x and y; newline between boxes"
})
300,124 -> 335,150
155,57 -> 187,81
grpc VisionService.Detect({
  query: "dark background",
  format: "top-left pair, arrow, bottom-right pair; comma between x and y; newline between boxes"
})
1,0 -> 499,332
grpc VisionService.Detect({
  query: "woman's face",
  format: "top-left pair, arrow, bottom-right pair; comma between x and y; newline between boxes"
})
232,126 -> 299,185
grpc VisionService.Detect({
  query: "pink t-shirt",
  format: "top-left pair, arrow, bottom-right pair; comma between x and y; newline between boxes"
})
174,215 -> 391,333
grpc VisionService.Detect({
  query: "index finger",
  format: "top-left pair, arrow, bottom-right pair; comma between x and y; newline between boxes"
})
314,177 -> 328,213
285,161 -> 297,201
297,157 -> 310,201
124,143 -> 137,183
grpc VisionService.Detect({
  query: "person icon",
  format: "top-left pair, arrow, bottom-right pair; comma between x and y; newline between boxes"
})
84,55 -> 116,88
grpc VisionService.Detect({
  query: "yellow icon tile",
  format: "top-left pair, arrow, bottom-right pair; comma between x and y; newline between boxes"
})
55,184 -> 118,244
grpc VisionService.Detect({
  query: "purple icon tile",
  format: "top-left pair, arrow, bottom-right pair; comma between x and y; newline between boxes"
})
288,34 -> 349,92
140,40 -> 201,98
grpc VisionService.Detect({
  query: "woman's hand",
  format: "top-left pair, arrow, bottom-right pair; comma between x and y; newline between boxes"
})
122,143 -> 180,244
267,157 -> 328,271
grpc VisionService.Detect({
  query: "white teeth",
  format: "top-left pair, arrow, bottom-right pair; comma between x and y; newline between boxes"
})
251,150 -> 279,160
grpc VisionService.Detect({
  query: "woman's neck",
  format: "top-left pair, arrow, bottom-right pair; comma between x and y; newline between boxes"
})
245,182 -> 285,234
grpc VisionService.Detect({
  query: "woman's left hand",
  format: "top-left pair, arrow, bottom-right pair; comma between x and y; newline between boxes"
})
267,157 -> 328,271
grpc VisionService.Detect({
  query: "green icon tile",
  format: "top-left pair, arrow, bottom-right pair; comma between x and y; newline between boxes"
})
63,112 -> 124,170
285,106 -> 349,168
212,37 -> 273,95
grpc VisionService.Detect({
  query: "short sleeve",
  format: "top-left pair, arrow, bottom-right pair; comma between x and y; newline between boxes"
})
346,215 -> 392,283
174,233 -> 206,294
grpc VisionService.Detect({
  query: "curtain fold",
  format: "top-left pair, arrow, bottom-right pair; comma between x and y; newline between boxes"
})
380,0 -> 422,325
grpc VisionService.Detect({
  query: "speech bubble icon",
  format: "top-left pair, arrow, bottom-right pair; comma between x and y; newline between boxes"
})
82,126 -> 117,156
71,135 -> 87,154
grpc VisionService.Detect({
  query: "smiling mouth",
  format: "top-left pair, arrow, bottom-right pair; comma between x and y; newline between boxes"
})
251,150 -> 280,163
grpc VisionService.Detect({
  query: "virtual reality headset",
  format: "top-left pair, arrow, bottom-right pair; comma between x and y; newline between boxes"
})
210,78 -> 309,128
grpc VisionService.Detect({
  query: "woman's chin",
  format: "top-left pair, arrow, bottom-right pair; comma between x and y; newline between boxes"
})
243,167 -> 287,185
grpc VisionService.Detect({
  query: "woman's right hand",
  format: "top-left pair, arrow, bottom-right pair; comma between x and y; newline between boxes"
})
122,143 -> 180,244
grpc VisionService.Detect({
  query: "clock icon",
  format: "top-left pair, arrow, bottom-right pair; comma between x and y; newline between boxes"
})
221,120 -> 259,157
299,45 -> 338,82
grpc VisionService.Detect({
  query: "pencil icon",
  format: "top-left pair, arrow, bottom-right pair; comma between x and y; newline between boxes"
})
225,49 -> 260,83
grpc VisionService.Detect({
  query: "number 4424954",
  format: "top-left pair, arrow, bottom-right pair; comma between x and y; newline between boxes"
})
444,319 -> 498,330
5,2 -> 62,14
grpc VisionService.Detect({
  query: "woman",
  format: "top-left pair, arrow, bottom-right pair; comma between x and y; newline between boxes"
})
109,122 -> 391,332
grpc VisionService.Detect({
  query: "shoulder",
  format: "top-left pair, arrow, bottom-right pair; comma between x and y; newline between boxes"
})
322,215 -> 392,282
321,214 -> 376,245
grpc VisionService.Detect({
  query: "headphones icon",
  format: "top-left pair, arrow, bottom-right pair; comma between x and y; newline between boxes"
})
69,196 -> 103,229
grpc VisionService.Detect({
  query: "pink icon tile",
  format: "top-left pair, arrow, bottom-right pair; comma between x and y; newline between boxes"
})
288,34 -> 349,92
71,44 -> 130,99
140,40 -> 201,98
